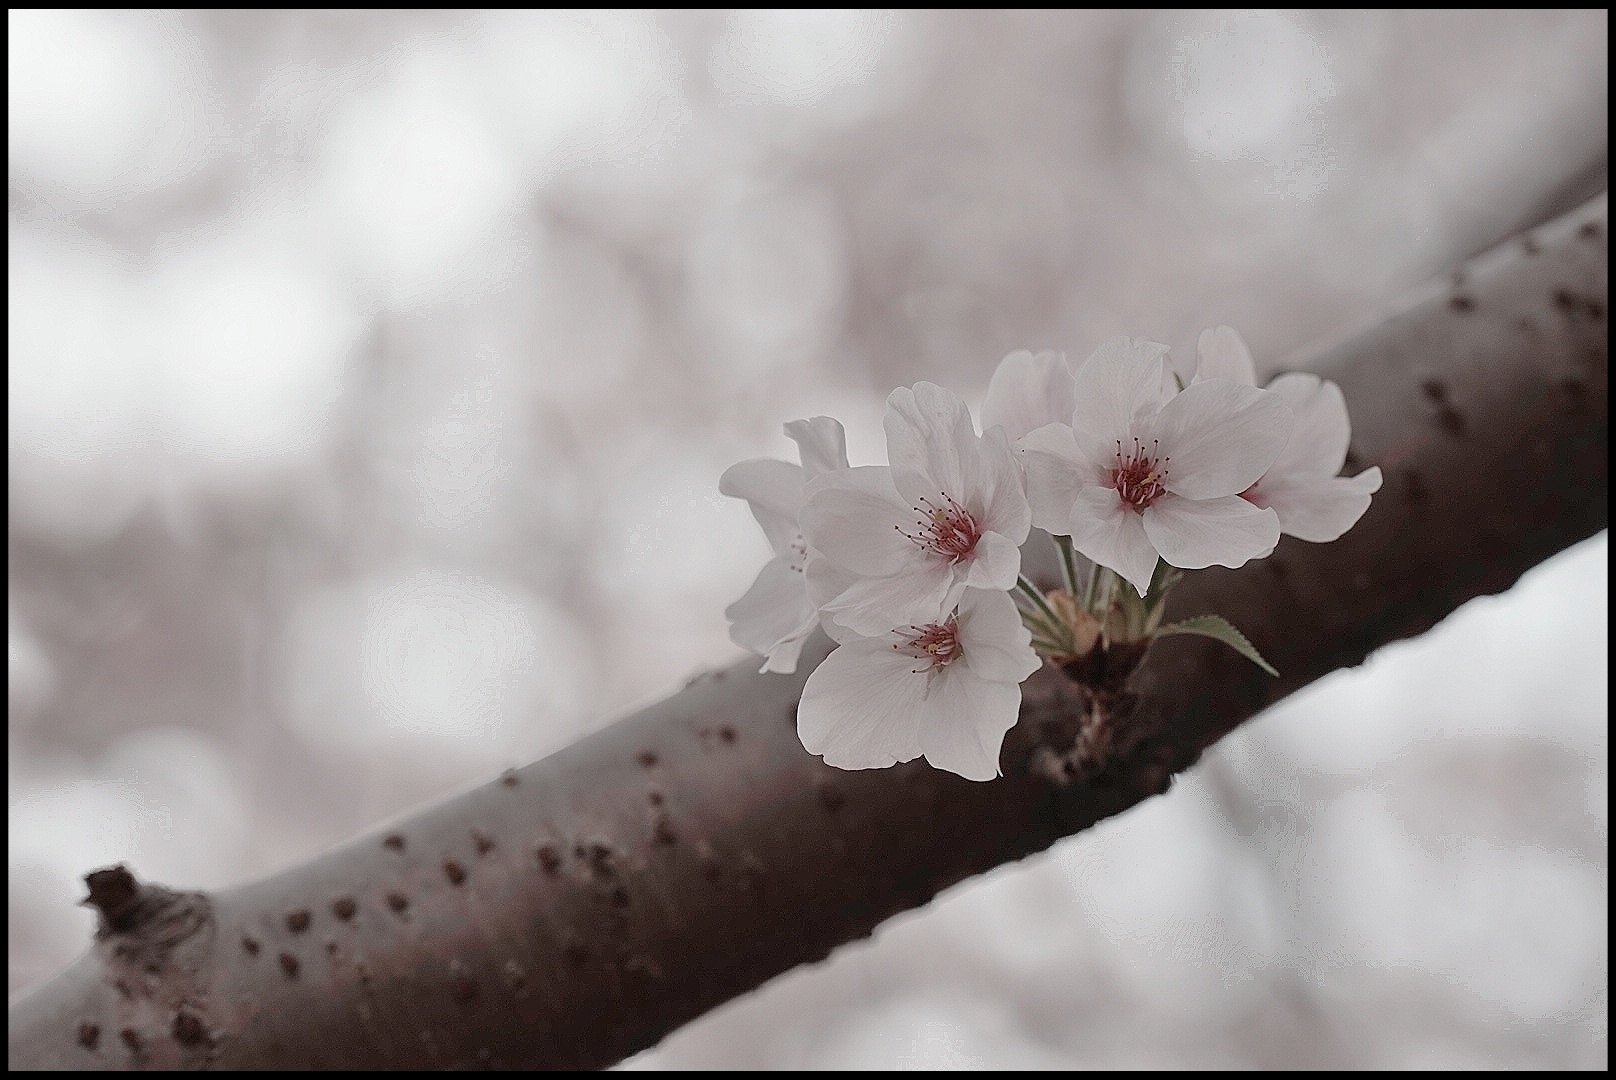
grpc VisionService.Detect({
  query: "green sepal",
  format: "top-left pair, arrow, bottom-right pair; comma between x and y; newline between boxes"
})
1153,614 -> 1279,676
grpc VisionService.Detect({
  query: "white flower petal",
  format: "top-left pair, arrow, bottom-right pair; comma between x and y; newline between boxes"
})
1018,423 -> 1096,536
798,640 -> 926,770
1194,325 -> 1257,386
1069,337 -> 1173,464
957,588 -> 1039,684
719,458 -> 804,554
885,382 -> 982,509
784,416 -> 850,479
1150,380 -> 1292,500
1264,373 -> 1352,480
975,425 -> 1032,545
981,349 -> 1075,443
961,530 -> 1022,592
919,667 -> 1022,781
1068,485 -> 1159,597
816,562 -> 954,638
1143,493 -> 1280,570
726,555 -> 815,665
1260,466 -> 1383,543
801,466 -> 914,577
760,628 -> 814,675
803,555 -> 863,644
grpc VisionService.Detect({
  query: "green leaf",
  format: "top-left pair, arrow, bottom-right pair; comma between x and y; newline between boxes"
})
1153,615 -> 1279,676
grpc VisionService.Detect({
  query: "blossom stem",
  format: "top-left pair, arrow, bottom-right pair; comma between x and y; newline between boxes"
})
1053,534 -> 1082,598
1140,560 -> 1180,638
1014,576 -> 1075,654
1014,600 -> 1065,644
1015,574 -> 1065,630
1014,582 -> 1053,624
1095,568 -> 1117,647
1027,633 -> 1067,656
1081,559 -> 1100,612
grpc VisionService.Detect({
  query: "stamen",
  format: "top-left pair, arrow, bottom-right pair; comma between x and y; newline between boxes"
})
787,533 -> 808,572
895,493 -> 982,563
894,617 -> 962,673
1110,437 -> 1169,512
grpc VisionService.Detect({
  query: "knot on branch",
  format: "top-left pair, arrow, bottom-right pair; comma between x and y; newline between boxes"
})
84,865 -> 145,934
82,864 -> 212,975
1016,639 -> 1162,788
1056,638 -> 1151,698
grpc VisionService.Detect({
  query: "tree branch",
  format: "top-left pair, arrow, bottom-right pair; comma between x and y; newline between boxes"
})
8,194 -> 1607,1070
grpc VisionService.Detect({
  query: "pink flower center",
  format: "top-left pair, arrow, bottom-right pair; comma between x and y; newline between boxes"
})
894,618 -> 962,674
1110,438 -> 1169,513
895,494 -> 982,564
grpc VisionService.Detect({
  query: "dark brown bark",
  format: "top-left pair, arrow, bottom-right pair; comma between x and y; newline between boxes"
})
8,194 -> 1607,1070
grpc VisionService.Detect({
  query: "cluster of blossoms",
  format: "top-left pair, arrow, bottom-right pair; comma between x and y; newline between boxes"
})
721,329 -> 1382,782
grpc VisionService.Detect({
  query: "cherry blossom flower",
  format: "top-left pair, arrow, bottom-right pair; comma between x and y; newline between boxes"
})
720,416 -> 849,674
797,587 -> 1040,781
800,382 -> 1031,637
1196,326 -> 1383,542
980,349 -> 1074,443
1019,336 -> 1292,597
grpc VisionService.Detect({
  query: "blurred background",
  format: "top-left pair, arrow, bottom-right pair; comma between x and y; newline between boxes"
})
8,9 -> 1606,1067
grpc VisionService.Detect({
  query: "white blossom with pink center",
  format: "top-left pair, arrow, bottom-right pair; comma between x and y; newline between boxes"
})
797,587 -> 1040,781
800,382 -> 1031,638
1020,336 -> 1293,597
1196,326 -> 1383,542
719,416 -> 850,674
